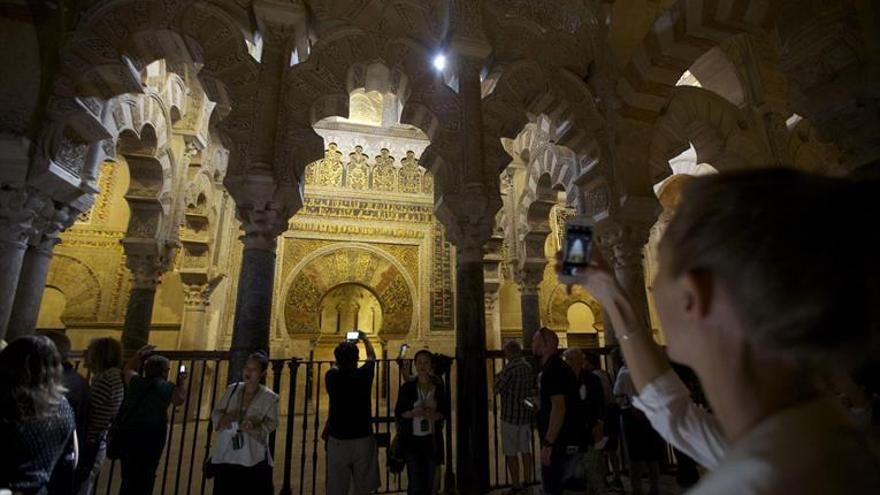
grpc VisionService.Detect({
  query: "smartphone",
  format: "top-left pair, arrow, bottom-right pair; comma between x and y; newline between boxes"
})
346,331 -> 360,342
398,343 -> 409,359
560,216 -> 594,283
178,364 -> 186,374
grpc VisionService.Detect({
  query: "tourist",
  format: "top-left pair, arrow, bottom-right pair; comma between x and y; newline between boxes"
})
75,337 -> 125,495
40,331 -> 90,495
613,363 -> 661,495
324,331 -> 380,495
584,351 -> 623,491
395,349 -> 449,495
209,351 -> 278,495
0,335 -> 77,495
493,340 -> 535,494
532,327 -> 585,495
116,345 -> 187,495
562,347 -> 606,495
557,168 -> 880,493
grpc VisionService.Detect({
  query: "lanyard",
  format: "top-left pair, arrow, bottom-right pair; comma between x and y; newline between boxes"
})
238,385 -> 260,423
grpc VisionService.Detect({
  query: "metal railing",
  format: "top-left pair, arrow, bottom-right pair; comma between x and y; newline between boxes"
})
69,347 -> 676,495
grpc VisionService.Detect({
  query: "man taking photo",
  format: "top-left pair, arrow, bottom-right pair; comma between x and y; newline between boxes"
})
324,330 -> 380,495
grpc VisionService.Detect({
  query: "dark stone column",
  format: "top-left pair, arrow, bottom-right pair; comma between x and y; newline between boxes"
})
120,252 -> 170,357
520,284 -> 540,347
229,242 -> 276,381
455,246 -> 490,495
121,286 -> 158,353
0,189 -> 35,341
7,241 -> 57,340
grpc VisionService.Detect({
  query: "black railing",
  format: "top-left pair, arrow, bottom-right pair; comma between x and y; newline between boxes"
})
69,347 -> 675,495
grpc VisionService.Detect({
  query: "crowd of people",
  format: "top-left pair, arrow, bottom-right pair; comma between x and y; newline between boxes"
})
2,167 -> 879,495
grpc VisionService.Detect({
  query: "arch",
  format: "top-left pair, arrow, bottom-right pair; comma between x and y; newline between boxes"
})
279,28 -> 459,187
616,0 -> 771,120
648,86 -> 770,183
318,282 -> 384,335
544,283 -> 601,332
44,254 -> 102,323
512,122 -> 584,252
684,45 -> 747,107
281,244 -> 417,337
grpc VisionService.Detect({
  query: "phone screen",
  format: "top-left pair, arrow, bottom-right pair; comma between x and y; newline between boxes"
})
563,223 -> 593,275
178,364 -> 186,373
398,344 -> 409,359
346,331 -> 360,341
523,398 -> 535,409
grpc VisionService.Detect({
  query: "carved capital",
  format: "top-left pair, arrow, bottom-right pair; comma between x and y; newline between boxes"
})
435,184 -> 502,263
0,187 -> 37,247
124,245 -> 175,290
515,262 -> 545,293
237,205 -> 289,252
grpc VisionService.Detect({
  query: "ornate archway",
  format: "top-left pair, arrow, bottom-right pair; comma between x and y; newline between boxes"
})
281,244 -> 416,337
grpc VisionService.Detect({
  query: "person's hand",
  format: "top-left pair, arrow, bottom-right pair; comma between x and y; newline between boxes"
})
412,407 -> 424,419
136,344 -> 156,358
541,445 -> 553,466
555,249 -> 621,304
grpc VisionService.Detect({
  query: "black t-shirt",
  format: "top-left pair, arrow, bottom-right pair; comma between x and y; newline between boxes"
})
326,360 -> 375,439
538,353 -> 584,448
576,369 -> 605,434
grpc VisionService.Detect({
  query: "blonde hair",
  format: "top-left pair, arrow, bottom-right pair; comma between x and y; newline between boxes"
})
663,168 -> 879,370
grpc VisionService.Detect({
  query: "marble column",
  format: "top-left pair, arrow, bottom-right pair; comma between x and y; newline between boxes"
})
484,292 -> 502,351
0,189 -> 36,341
454,241 -> 490,494
177,284 -> 217,350
7,205 -> 73,340
228,208 -> 286,382
121,253 -> 169,356
520,285 -> 540,345
6,238 -> 59,340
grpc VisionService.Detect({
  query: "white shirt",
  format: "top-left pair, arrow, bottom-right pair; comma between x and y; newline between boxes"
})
210,383 -> 280,466
634,371 -> 880,493
632,370 -> 727,468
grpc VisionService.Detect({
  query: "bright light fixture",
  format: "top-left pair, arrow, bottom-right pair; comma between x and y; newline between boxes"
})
433,54 -> 447,71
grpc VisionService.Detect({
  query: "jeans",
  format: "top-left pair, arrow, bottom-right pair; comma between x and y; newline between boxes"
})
404,436 -> 437,495
540,447 -> 582,495
119,427 -> 166,495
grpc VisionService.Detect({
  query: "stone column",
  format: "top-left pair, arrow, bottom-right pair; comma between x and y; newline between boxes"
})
7,205 -> 74,340
484,291 -> 501,351
177,280 -> 222,350
518,265 -> 545,350
0,189 -> 43,341
228,207 -> 287,381
121,252 -> 171,356
453,237 -> 490,494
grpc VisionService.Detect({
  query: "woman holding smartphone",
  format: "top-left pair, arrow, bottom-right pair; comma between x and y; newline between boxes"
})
394,350 -> 450,495
560,169 -> 880,493
209,351 -> 279,495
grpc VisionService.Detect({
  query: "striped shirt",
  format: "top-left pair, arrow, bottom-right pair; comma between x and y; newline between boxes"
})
86,369 -> 124,443
494,357 -> 534,425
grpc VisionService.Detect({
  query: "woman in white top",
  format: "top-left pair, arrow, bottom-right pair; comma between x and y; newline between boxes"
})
210,352 -> 279,495
561,168 -> 880,493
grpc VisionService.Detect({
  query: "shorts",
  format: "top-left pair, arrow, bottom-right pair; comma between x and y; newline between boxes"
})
500,421 -> 533,456
326,435 -> 380,495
